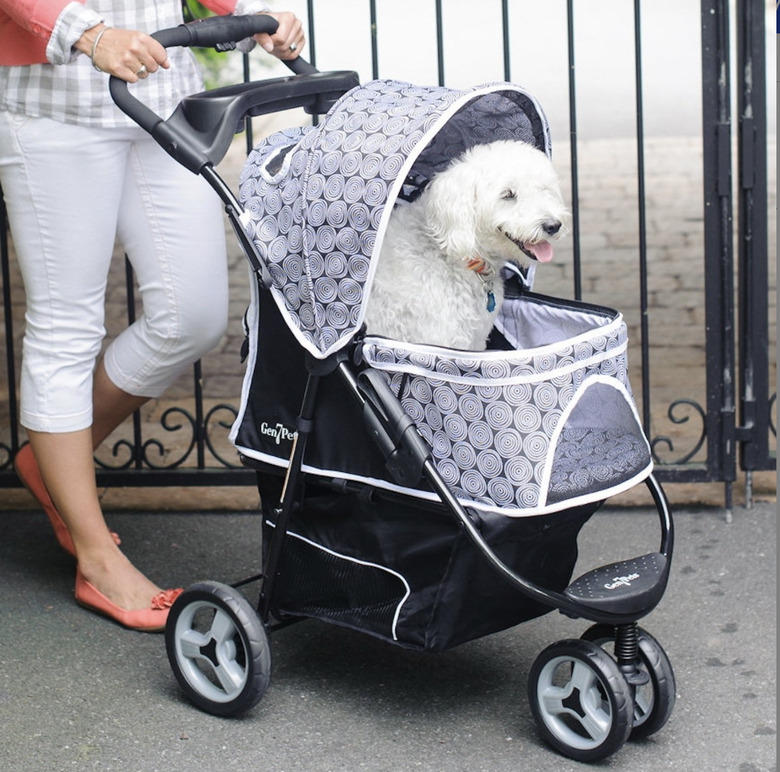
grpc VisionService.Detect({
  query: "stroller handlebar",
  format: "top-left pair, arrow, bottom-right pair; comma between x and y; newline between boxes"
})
109,15 -> 356,173
152,12 -> 279,50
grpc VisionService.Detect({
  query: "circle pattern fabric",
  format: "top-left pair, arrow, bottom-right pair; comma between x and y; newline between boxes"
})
239,79 -> 550,358
362,299 -> 651,515
236,79 -> 651,516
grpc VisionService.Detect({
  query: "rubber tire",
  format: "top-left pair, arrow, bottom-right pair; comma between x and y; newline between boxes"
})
581,624 -> 676,739
528,638 -> 634,763
165,581 -> 271,717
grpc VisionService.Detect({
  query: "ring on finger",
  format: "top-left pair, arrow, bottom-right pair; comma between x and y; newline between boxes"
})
289,42 -> 297,52
135,63 -> 147,76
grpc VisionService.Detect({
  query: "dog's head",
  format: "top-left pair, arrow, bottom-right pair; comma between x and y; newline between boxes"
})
422,140 -> 569,270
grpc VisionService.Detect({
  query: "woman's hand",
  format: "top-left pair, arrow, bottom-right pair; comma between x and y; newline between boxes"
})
75,25 -> 170,83
254,12 -> 305,60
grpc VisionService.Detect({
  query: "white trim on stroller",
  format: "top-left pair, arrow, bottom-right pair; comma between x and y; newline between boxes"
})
265,519 -> 412,642
238,79 -> 552,360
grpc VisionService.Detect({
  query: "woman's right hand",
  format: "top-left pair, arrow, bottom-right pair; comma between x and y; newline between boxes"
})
75,25 -> 170,82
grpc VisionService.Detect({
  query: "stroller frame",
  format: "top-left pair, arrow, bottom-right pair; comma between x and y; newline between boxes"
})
110,15 -> 675,763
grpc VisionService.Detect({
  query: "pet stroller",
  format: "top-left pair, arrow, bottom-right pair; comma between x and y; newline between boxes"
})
111,15 -> 675,763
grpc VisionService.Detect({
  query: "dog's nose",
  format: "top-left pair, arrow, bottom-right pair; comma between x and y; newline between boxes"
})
543,219 -> 562,236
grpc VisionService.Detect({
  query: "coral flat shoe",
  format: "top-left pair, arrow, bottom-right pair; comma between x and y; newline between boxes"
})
15,444 -> 77,556
14,444 -> 121,556
75,569 -> 183,633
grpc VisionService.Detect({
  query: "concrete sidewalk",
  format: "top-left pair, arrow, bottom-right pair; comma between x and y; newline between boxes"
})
0,500 -> 775,772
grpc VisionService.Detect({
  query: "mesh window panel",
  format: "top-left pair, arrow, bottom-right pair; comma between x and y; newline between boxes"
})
270,528 -> 408,639
547,381 -> 650,505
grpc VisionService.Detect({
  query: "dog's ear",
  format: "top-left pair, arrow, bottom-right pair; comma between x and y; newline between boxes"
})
422,161 -> 479,259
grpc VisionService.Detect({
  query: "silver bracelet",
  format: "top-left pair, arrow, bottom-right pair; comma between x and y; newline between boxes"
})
90,26 -> 111,73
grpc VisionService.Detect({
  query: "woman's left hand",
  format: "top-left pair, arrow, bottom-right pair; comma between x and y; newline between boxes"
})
254,12 -> 305,60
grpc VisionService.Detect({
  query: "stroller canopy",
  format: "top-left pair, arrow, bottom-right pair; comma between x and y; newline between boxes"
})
239,79 -> 551,359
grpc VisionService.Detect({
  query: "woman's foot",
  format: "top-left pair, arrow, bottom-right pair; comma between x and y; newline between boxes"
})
15,444 -> 77,555
75,570 -> 181,632
14,444 -> 121,556
74,554 -> 182,633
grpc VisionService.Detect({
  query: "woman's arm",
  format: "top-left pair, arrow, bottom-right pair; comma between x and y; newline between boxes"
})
0,0 -> 104,65
0,0 -> 72,36
72,23 -> 170,82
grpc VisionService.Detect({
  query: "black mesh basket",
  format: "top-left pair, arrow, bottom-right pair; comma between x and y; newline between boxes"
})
257,473 -> 599,653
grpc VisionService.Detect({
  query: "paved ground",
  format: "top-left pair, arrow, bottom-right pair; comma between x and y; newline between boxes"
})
0,499 -> 775,772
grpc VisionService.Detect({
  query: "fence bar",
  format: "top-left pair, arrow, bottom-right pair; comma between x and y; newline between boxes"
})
93,468 -> 258,488
701,0 -> 738,511
736,0 -> 773,482
435,0 -> 445,86
1,189 -> 20,464
566,0 -> 582,300
369,0 -> 379,80
306,0 -> 317,69
122,257 -> 145,469
501,0 -> 511,82
633,0 -> 652,436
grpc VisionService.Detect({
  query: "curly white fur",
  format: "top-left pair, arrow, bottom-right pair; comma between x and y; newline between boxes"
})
364,140 -> 569,350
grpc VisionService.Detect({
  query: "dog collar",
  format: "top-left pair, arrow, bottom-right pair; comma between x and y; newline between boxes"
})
466,257 -> 486,274
467,257 -> 496,312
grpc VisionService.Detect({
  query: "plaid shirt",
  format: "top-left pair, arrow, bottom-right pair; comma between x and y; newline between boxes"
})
0,0 -> 268,128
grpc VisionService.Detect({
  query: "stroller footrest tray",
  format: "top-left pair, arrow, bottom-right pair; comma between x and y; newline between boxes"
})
563,553 -> 668,617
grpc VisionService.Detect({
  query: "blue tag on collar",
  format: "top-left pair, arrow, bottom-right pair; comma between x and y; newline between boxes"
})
486,291 -> 496,313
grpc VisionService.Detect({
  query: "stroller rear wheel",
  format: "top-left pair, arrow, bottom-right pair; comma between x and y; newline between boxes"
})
528,639 -> 634,762
580,624 -> 676,739
165,581 -> 271,716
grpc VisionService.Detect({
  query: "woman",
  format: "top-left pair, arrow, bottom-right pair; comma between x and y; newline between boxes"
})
0,0 -> 304,631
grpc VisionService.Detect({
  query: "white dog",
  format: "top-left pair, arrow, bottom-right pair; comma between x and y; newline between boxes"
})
364,140 -> 569,350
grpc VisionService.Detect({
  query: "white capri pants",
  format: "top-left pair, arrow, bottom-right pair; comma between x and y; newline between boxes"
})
0,111 -> 229,433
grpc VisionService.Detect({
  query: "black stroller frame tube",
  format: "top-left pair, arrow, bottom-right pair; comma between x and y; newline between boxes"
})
330,355 -> 674,626
258,370 -> 322,625
645,472 -> 675,561
339,355 -> 675,628
200,166 -> 267,276
421,457 -> 587,615
422,458 -> 673,626
109,14 -> 280,137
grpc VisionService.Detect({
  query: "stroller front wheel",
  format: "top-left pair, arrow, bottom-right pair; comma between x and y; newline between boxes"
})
581,624 -> 676,739
165,581 -> 271,716
528,639 -> 634,762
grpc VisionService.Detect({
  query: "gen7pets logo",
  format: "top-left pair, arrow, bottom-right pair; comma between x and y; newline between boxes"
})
604,573 -> 640,591
259,421 -> 297,445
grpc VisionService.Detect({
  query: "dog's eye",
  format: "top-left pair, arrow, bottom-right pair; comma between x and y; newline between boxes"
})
501,189 -> 517,200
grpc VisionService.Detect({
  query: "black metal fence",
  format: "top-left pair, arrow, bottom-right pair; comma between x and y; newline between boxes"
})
0,0 -> 775,510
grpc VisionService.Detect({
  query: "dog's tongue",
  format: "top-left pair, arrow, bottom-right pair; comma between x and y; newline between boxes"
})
525,241 -> 554,263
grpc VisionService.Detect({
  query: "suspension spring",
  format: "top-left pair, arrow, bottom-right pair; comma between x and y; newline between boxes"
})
615,622 -> 640,665
614,621 -> 649,686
